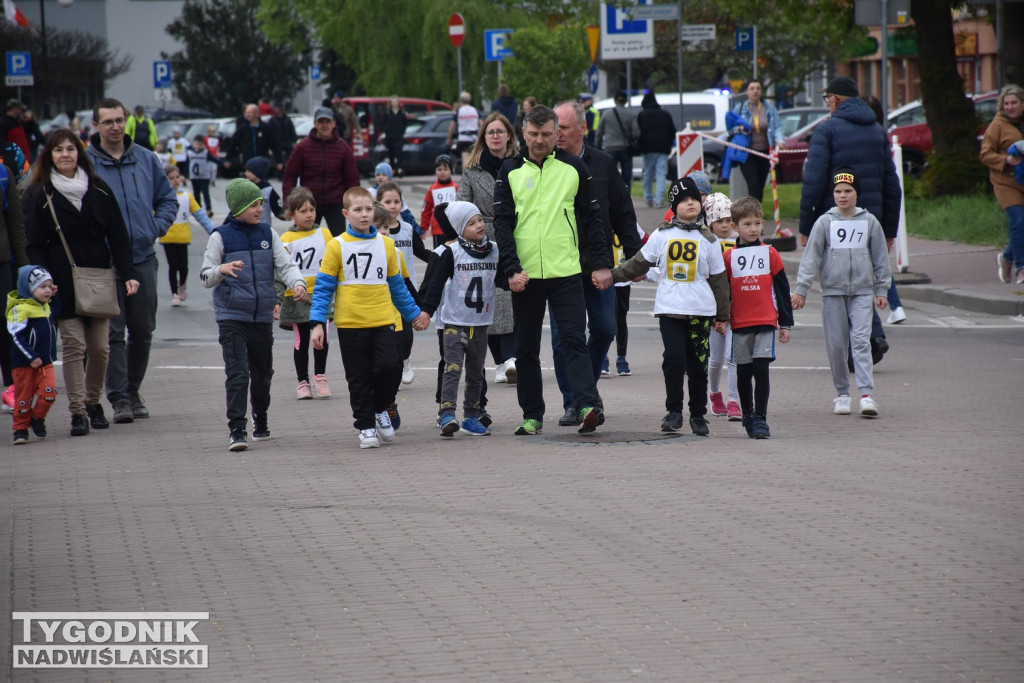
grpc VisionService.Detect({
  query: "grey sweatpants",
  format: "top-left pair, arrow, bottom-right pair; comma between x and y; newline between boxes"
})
440,324 -> 488,418
821,294 -> 874,396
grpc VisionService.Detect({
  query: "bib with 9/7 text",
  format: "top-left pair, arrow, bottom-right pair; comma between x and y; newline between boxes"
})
829,220 -> 869,250
730,245 -> 770,276
665,238 -> 701,282
339,236 -> 387,286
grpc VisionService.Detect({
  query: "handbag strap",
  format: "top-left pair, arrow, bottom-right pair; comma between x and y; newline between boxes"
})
45,191 -> 79,269
612,108 -> 636,146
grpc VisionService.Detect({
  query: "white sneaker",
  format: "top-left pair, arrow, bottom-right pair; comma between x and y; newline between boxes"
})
170,293 -> 181,307
374,411 -> 396,442
859,395 -> 879,417
887,306 -> 906,324
833,395 -> 852,415
494,362 -> 507,383
504,357 -> 517,384
358,428 -> 379,449
401,358 -> 414,385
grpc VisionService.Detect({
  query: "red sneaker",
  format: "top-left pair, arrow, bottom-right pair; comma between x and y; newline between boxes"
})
709,392 -> 727,416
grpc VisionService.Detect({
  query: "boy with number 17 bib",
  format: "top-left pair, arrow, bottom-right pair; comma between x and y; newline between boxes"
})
792,167 -> 890,418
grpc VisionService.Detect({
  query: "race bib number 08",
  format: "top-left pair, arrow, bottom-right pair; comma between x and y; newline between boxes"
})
666,238 -> 699,282
731,245 -> 770,275
830,220 -> 869,249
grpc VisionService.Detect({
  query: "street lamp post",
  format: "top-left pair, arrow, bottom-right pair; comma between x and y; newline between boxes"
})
37,0 -> 74,118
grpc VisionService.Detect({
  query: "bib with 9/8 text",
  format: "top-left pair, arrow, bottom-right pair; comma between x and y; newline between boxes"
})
829,220 -> 869,250
665,238 -> 701,282
339,236 -> 387,286
730,245 -> 770,276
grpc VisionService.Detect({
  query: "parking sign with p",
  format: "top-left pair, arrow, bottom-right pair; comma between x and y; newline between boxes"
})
153,61 -> 172,89
5,52 -> 33,86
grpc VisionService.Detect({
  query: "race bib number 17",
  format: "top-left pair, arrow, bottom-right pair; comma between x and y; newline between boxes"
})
830,220 -> 869,249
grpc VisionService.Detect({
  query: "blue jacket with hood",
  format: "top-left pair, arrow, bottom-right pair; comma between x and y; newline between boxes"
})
798,97 -> 902,238
86,133 -> 178,264
6,265 -> 58,367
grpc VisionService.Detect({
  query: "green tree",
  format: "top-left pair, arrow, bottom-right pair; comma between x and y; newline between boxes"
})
911,0 -> 987,196
503,22 -> 591,106
259,0 -> 528,105
163,0 -> 308,117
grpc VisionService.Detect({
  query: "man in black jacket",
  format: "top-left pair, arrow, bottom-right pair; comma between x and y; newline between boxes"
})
222,104 -> 277,176
551,100 -> 644,426
637,91 -> 676,207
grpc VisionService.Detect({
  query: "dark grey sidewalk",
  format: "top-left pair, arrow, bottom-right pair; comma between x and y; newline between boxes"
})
2,188 -> 1022,681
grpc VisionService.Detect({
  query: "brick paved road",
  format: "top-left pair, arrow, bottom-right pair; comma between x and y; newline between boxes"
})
2,182 -> 1021,681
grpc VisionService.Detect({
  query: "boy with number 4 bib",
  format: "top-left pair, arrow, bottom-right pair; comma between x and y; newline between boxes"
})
723,197 -> 793,439
792,167 -> 890,418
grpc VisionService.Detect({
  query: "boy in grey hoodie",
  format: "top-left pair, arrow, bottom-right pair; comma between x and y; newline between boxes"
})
791,167 -> 890,418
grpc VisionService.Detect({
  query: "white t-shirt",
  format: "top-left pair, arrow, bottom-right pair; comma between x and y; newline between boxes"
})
456,105 -> 480,144
640,225 -> 724,316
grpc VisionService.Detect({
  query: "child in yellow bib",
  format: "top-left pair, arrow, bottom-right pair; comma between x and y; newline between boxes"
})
159,164 -> 215,306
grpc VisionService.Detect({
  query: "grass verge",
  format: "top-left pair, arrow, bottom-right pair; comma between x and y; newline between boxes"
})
634,178 -> 1006,245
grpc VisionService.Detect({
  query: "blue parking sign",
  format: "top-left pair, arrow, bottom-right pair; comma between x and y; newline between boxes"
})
6,52 -> 31,76
153,61 -> 172,89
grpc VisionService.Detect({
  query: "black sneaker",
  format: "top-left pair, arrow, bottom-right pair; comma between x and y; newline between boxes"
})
111,399 -> 134,424
86,404 -> 109,429
689,415 -> 710,436
751,416 -> 771,440
12,429 -> 28,445
252,414 -> 270,441
228,430 -> 248,451
558,408 -> 578,426
130,392 -> 149,418
661,411 -> 683,432
30,418 -> 46,439
478,411 -> 492,428
71,413 -> 90,436
741,413 -> 755,438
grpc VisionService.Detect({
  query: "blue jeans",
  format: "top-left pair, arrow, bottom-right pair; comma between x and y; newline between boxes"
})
642,153 -> 668,204
1003,205 -> 1024,273
550,279 -> 617,411
609,149 -> 633,188
887,277 -> 902,309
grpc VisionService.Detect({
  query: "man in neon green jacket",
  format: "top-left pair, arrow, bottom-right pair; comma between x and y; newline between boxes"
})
493,104 -> 613,436
124,105 -> 157,152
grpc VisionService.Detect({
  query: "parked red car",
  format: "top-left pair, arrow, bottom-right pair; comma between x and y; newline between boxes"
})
343,97 -> 453,175
886,91 -> 998,177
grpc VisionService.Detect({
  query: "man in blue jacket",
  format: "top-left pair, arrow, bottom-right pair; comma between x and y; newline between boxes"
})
799,77 -> 902,362
87,98 -> 178,424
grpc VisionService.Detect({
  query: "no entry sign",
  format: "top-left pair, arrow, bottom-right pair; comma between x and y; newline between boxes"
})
448,14 -> 466,48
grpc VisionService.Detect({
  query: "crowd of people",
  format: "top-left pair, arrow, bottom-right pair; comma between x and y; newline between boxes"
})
1,75 -> 1017,450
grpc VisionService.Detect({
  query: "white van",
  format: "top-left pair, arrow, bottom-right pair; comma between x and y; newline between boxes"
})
593,90 -> 733,179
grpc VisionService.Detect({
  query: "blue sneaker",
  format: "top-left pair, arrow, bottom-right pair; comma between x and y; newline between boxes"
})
600,357 -> 610,375
438,413 -> 460,437
461,417 -> 491,435
616,357 -> 631,376
386,403 -> 401,431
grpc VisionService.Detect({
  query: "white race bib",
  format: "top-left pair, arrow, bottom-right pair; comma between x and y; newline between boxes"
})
829,220 -> 869,250
286,232 -> 328,279
339,236 -> 387,286
730,245 -> 770,276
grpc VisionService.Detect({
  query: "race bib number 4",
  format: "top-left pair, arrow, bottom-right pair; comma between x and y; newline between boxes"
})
731,245 -> 770,276
665,238 -> 700,282
830,220 -> 869,249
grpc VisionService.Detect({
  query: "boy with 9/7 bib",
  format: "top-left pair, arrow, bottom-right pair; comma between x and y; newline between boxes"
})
792,167 -> 890,418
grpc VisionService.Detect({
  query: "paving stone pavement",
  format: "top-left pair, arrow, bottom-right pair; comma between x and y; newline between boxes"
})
1,181 -> 1022,681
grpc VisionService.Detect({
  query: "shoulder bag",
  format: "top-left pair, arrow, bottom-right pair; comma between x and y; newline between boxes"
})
612,108 -> 641,156
46,191 -> 121,318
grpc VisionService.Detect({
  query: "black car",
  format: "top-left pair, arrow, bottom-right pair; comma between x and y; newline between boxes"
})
376,114 -> 461,176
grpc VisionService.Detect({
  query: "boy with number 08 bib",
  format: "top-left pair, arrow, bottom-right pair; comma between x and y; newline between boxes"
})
792,167 -> 890,418
610,177 -> 730,437
419,201 -> 505,437
310,187 -> 430,449
722,197 -> 794,439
